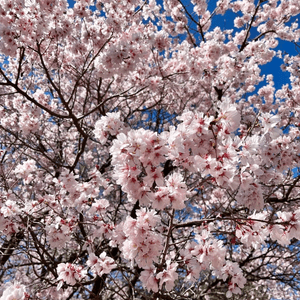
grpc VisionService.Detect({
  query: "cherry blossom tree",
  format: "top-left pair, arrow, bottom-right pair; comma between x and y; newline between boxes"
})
0,0 -> 300,299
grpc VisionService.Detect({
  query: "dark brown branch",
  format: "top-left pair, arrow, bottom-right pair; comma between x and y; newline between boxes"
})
0,231 -> 24,267
0,68 -> 70,119
240,0 -> 267,52
15,47 -> 25,86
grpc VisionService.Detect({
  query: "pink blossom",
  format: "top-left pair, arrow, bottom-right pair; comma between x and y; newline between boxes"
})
140,266 -> 159,292
57,263 -> 87,287
87,252 -> 116,277
121,209 -> 163,268
0,282 -> 26,300
89,198 -> 109,215
156,260 -> 178,291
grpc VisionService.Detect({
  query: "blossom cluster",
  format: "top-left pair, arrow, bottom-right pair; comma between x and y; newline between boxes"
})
87,252 -> 116,277
57,263 -> 87,288
140,260 -> 178,292
0,282 -> 27,300
109,127 -> 169,205
121,208 -> 163,268
181,228 -> 246,297
94,112 -> 125,144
